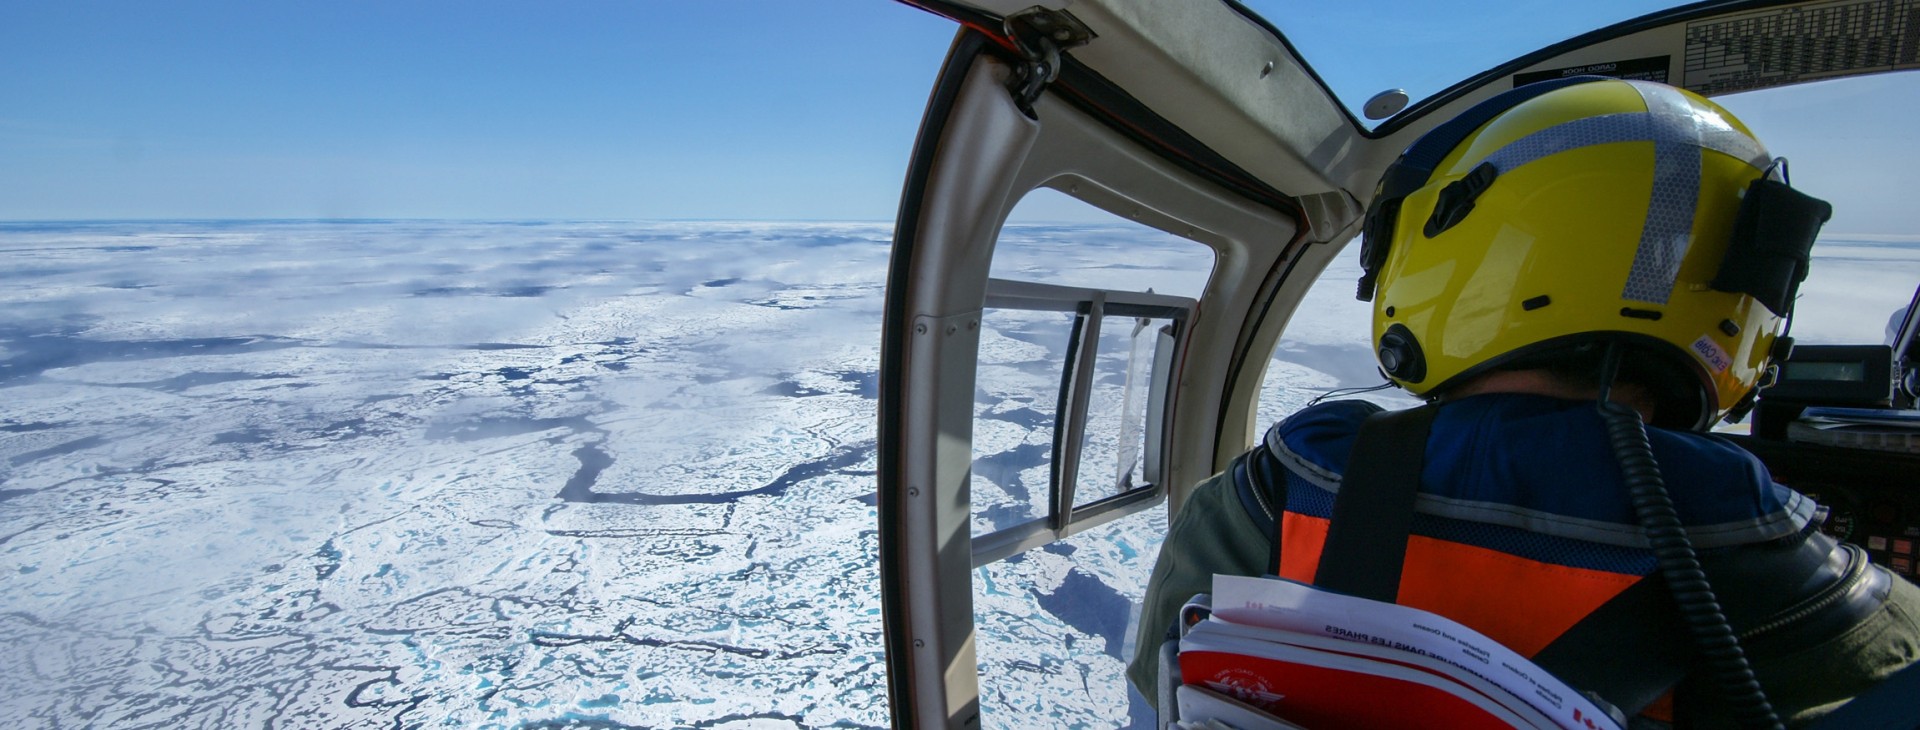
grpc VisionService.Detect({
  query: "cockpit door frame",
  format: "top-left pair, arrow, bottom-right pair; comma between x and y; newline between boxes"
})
877,23 -> 1308,728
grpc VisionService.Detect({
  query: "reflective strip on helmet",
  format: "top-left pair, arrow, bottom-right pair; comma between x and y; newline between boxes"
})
1472,81 -> 1769,305
1625,81 -> 1707,305
1480,113 -> 1655,173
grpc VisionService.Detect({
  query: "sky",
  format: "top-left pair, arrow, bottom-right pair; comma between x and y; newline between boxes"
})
1,0 -> 1915,233
0,1 -> 957,221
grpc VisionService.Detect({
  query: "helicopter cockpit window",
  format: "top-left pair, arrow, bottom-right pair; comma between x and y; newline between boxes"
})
968,188 -> 1213,727
970,189 -> 1212,556
1725,74 -> 1920,350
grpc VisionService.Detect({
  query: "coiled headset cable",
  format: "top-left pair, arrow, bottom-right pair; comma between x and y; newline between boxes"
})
1595,343 -> 1783,730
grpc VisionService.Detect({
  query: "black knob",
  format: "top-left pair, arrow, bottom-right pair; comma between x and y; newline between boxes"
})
1378,323 -> 1426,383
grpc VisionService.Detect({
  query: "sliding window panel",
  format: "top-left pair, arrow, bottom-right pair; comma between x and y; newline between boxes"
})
1073,314 -> 1178,508
971,307 -> 1074,539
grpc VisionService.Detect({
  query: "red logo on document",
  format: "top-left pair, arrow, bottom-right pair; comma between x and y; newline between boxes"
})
1209,668 -> 1287,706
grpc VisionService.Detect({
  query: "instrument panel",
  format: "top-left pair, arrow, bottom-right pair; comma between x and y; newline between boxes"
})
1728,435 -> 1920,582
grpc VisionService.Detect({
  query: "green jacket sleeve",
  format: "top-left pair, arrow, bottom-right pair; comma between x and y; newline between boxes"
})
1126,469 -> 1273,705
1680,569 -> 1920,728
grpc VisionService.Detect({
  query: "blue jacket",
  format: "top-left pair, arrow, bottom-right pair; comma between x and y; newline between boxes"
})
1131,394 -> 1918,726
1270,395 -> 1812,546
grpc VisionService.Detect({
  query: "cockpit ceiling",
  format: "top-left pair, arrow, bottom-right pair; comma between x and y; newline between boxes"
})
909,0 -> 1920,239
1046,1 -> 1360,199
903,0 -> 1362,237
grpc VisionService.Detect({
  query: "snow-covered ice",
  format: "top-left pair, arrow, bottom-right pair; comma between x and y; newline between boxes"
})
1,220 -> 1911,728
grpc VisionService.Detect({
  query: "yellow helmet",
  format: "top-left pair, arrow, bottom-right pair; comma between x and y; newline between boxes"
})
1356,77 -> 1831,430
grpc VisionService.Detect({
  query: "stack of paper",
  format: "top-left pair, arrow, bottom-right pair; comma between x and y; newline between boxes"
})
1790,407 -> 1920,453
1174,575 -> 1621,730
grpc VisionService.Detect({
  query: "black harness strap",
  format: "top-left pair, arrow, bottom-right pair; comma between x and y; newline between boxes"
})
1311,405 -> 1438,602
1532,576 -> 1691,715
1539,531 -> 1891,716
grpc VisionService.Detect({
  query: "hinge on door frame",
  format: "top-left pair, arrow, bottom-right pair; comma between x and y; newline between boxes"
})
1002,7 -> 1094,119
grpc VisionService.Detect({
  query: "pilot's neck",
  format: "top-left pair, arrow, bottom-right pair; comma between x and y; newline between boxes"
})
1440,369 -> 1658,423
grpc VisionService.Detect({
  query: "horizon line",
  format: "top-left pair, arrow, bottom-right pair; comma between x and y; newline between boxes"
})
0,218 -> 1911,240
0,216 -> 1171,228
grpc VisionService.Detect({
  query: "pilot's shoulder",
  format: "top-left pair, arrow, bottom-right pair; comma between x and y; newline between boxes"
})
1263,399 -> 1386,476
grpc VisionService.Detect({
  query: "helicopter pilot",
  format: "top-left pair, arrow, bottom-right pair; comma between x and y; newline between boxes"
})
1130,78 -> 1920,727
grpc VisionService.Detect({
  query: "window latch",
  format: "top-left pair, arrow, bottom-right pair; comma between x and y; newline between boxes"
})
1003,7 -> 1093,119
